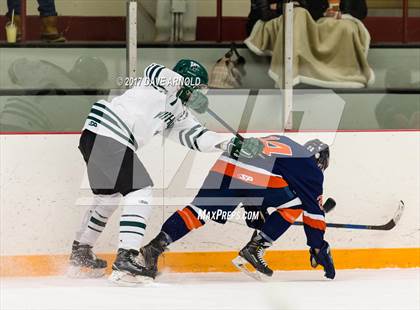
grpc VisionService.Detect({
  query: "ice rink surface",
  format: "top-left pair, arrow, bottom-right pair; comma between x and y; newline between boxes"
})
1,269 -> 419,310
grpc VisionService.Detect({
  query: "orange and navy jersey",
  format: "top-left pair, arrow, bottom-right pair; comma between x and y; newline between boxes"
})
172,135 -> 326,249
211,155 -> 289,190
213,135 -> 324,217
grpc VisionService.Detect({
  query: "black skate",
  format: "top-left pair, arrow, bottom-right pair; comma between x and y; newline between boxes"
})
109,248 -> 156,286
232,233 -> 273,281
139,232 -> 170,277
68,240 -> 107,278
309,241 -> 336,279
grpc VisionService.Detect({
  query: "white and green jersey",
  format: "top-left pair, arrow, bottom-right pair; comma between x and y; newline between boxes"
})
82,63 -> 230,152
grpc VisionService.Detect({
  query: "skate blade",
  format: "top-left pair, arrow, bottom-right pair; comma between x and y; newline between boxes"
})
108,270 -> 154,286
232,256 -> 267,281
67,265 -> 106,279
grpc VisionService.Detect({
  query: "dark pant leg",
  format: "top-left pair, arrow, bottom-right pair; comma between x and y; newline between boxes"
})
7,0 -> 20,16
79,131 -> 123,195
78,130 -> 153,196
85,159 -> 119,195
37,0 -> 57,16
302,200 -> 326,249
161,171 -> 243,243
191,172 -> 247,224
258,187 -> 303,242
114,145 -> 154,196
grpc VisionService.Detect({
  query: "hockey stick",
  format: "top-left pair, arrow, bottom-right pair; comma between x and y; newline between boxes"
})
294,200 -> 405,231
258,197 -> 336,221
206,89 -> 260,142
207,102 -> 266,161
321,197 -> 336,213
206,89 -> 261,141
207,107 -> 244,141
229,198 -> 337,228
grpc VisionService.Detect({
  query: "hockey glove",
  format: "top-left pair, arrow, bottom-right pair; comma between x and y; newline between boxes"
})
309,241 -> 336,279
185,89 -> 209,114
227,137 -> 264,159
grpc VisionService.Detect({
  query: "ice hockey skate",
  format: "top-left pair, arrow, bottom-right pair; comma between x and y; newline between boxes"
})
139,232 -> 170,277
109,248 -> 156,286
67,241 -> 107,278
232,233 -> 273,281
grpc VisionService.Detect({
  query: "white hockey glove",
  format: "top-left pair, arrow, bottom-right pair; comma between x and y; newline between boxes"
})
185,89 -> 209,114
226,137 -> 264,159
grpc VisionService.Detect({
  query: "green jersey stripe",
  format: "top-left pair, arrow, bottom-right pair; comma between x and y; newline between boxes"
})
151,84 -> 160,92
93,103 -> 138,149
87,115 -> 134,148
88,111 -> 134,147
153,66 -> 166,90
100,104 -> 137,148
154,66 -> 164,81
164,113 -> 174,121
147,64 -> 163,81
145,63 -> 170,92
169,98 -> 178,106
179,129 -> 187,146
184,125 -> 201,150
147,65 -> 167,92
145,64 -> 159,79
90,108 -> 122,131
193,129 -> 209,151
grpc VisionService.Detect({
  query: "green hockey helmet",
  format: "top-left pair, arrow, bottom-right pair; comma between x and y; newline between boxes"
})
173,59 -> 209,103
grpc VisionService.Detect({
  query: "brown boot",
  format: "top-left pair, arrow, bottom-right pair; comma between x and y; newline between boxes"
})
40,16 -> 66,42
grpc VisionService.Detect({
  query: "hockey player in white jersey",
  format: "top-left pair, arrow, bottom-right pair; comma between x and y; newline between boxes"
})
68,59 -> 264,284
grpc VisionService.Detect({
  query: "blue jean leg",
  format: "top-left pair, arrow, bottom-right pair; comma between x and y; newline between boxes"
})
7,0 -> 20,16
7,0 -> 57,16
37,0 -> 57,16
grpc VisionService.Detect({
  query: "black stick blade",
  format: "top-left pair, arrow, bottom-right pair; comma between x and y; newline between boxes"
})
323,198 -> 336,213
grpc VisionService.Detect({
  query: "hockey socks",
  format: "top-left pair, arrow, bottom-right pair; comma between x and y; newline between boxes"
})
161,205 -> 205,243
118,187 -> 153,250
76,193 -> 120,246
